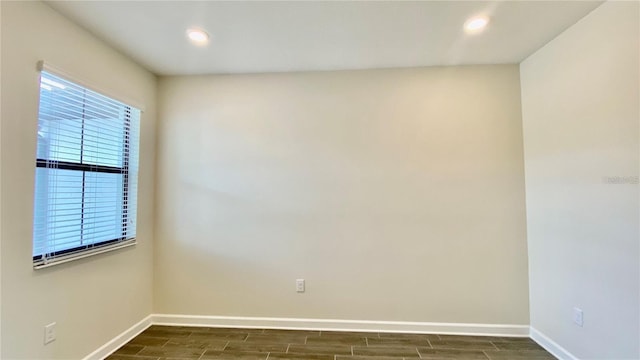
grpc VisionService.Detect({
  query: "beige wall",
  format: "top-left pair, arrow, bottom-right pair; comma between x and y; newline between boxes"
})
521,2 -> 639,358
155,66 -> 530,325
0,2 -> 156,359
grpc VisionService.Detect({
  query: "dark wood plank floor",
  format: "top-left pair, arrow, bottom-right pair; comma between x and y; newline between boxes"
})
108,325 -> 555,360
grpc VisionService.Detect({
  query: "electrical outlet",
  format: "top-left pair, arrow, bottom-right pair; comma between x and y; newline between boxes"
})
296,279 -> 305,293
44,322 -> 56,344
573,307 -> 584,327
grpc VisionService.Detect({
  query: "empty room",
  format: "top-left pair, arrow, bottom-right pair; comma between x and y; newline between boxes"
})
0,1 -> 638,359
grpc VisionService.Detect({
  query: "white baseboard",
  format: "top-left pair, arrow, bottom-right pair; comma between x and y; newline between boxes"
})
151,314 -> 530,337
530,327 -> 579,360
86,313 -> 531,360
82,315 -> 152,360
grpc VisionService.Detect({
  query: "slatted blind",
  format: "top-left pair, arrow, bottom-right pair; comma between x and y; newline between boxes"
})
33,70 -> 140,268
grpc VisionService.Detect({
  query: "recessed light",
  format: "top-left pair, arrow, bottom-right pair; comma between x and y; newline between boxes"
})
464,16 -> 489,34
186,28 -> 209,45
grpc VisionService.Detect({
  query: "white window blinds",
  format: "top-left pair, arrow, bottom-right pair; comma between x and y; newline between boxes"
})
33,70 -> 141,268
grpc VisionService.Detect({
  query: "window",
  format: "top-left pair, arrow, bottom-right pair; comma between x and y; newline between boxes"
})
32,69 -> 141,268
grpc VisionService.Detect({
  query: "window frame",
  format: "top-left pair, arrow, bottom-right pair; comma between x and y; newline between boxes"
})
32,62 -> 142,269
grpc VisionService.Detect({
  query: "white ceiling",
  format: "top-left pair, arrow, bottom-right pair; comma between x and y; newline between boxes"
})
46,1 -> 602,76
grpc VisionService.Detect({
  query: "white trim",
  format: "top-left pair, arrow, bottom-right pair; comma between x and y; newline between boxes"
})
36,61 -> 146,112
82,315 -> 152,360
33,240 -> 137,270
530,327 -> 579,360
87,314 -> 530,359
151,314 -> 530,337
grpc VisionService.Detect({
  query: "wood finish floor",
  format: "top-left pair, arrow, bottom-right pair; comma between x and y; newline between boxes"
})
108,325 -> 556,360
